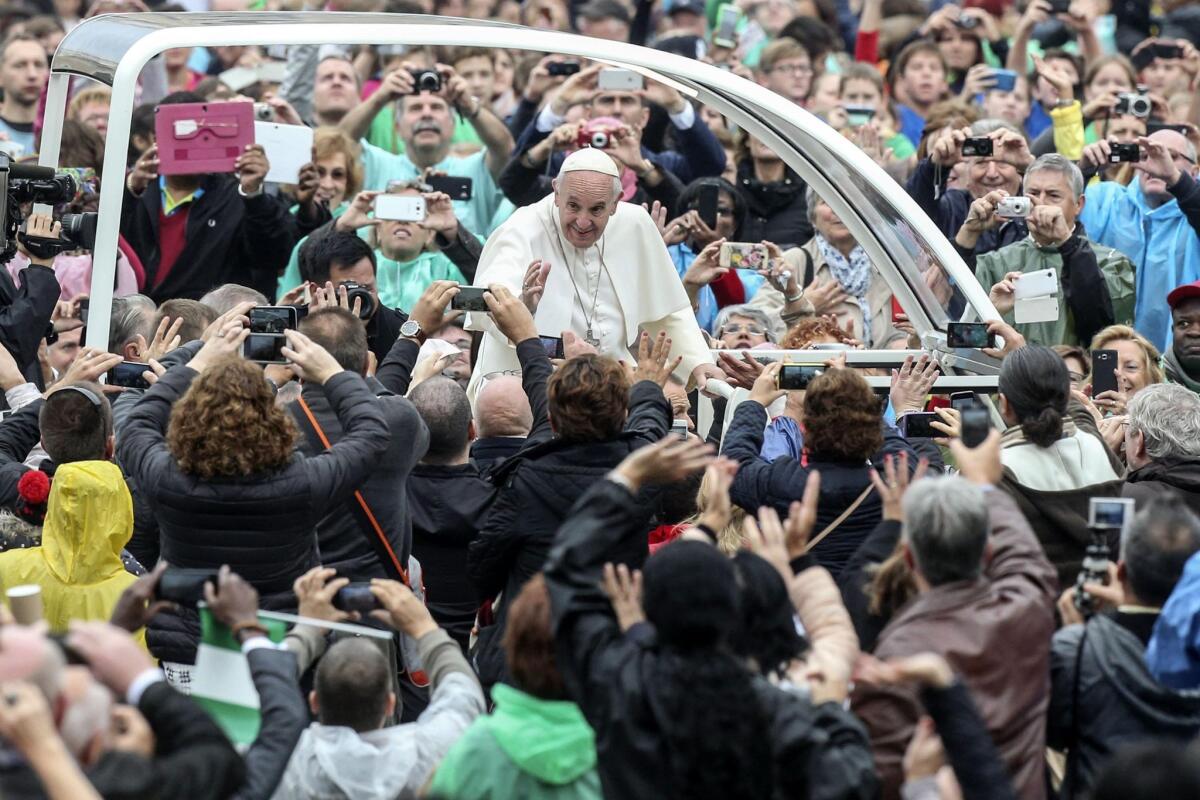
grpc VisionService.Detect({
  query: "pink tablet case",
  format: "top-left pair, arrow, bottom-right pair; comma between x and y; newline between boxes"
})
155,102 -> 254,176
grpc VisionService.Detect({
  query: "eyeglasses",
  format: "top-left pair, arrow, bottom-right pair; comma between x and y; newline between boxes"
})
722,324 -> 765,335
769,63 -> 813,76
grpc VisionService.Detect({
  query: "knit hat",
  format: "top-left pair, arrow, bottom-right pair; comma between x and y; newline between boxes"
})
642,540 -> 739,649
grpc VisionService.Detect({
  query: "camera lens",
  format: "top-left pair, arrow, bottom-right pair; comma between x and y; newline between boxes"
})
339,281 -> 376,320
59,212 -> 98,250
591,131 -> 609,148
417,71 -> 440,93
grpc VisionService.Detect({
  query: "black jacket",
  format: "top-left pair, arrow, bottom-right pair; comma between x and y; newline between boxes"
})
118,366 -> 388,663
0,264 -> 61,391
468,340 -> 671,609
544,478 -> 879,800
735,158 -> 813,250
917,681 -> 1017,800
466,339 -> 670,683
120,175 -> 296,303
470,436 -> 525,477
1123,457 -> 1200,517
290,376 -> 428,581
409,462 -> 496,651
87,678 -> 245,800
722,401 -> 917,579
1050,612 -> 1200,798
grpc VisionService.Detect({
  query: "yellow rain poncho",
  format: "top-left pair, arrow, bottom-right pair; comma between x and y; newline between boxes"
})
0,461 -> 138,639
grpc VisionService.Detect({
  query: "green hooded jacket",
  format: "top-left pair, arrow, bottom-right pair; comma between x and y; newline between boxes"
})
428,683 -> 601,800
975,234 -> 1136,347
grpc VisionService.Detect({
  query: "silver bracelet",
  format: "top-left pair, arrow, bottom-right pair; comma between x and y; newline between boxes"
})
784,290 -> 804,304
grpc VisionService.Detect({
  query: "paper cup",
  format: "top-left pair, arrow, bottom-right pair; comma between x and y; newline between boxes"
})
7,585 -> 43,626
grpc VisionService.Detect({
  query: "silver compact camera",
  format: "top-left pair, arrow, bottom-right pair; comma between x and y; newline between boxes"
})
995,196 -> 1032,219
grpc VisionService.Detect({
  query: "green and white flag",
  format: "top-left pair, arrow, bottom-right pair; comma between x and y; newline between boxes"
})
191,606 -> 288,746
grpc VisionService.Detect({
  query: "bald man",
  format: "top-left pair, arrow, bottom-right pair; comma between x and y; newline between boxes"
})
465,147 -> 722,401
470,374 -> 533,473
1080,129 -> 1200,351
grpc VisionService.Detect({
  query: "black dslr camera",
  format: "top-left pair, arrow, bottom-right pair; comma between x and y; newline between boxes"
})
0,157 -> 98,263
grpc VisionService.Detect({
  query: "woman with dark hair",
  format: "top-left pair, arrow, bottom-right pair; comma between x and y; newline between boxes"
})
992,344 -> 1123,586
663,177 -> 764,333
118,320 -> 388,671
544,437 -> 877,800
730,551 -> 808,678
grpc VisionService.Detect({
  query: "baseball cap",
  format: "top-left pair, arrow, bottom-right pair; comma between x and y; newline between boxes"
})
666,0 -> 706,15
1168,280 -> 1200,309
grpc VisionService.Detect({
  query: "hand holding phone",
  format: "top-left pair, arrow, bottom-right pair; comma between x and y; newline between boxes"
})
451,286 -> 489,312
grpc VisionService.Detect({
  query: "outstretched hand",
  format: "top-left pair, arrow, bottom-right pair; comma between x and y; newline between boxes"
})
610,436 -> 716,494
602,563 -> 644,632
868,452 -> 929,522
627,331 -> 682,387
484,283 -> 538,345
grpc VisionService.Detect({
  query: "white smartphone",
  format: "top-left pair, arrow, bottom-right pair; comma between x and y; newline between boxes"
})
374,195 -> 426,222
598,68 -> 644,92
1013,268 -> 1058,301
1014,295 -> 1060,324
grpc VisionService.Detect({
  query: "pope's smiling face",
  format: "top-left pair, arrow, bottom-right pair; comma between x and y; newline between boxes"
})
553,171 -> 619,249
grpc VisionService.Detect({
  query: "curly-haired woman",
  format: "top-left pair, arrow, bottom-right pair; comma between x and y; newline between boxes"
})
722,362 -> 917,577
118,321 -> 388,668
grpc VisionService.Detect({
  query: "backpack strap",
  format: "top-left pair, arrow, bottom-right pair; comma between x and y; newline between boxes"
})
292,396 -> 410,586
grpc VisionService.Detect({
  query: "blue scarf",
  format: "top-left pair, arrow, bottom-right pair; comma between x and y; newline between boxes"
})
815,234 -> 873,344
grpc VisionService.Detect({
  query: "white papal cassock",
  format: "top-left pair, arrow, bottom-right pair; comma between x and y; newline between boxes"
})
464,192 -> 715,400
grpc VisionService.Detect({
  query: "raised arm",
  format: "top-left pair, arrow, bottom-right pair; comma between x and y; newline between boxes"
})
441,61 -> 516,180
376,281 -> 460,396
482,283 -> 554,445
282,330 -> 388,515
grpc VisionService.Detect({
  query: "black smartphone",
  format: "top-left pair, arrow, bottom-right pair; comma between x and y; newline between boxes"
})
900,412 -> 939,438
539,335 -> 564,359
1153,42 -> 1184,60
697,184 -> 719,230
242,332 -> 288,364
1091,349 -> 1119,396
249,305 -> 298,334
77,297 -> 89,325
450,286 -> 489,312
1047,0 -> 1070,12
107,361 -> 152,390
1148,122 -> 1190,136
426,174 -> 473,201
946,322 -> 990,349
961,137 -> 993,157
547,61 -> 581,77
961,407 -> 991,448
1108,142 -> 1140,163
333,583 -> 381,614
155,568 -> 218,606
777,364 -> 822,390
950,391 -> 979,413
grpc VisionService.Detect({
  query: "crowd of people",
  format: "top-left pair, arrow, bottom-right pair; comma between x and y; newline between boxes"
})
0,0 -> 1199,798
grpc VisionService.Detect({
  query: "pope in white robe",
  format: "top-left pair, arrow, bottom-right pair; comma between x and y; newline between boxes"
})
465,148 -> 724,399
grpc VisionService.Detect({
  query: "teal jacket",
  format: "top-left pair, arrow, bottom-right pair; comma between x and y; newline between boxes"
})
428,683 -> 601,800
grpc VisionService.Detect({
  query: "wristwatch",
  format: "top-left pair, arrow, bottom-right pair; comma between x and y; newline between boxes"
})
400,318 -> 425,342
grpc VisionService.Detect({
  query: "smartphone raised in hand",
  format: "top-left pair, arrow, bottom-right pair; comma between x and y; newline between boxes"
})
946,322 -> 990,349
242,332 -> 288,365
249,306 -> 298,334
107,361 -> 152,390
899,411 -> 939,439
1091,349 -> 1119,396
450,286 -> 489,312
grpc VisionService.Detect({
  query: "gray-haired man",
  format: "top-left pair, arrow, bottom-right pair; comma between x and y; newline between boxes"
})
969,153 -> 1136,347
1123,382 -> 1200,515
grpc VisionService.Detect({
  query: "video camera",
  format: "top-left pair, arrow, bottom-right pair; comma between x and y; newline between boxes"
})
0,157 -> 98,264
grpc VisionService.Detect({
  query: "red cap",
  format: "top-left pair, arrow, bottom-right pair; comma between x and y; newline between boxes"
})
1168,280 -> 1200,309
